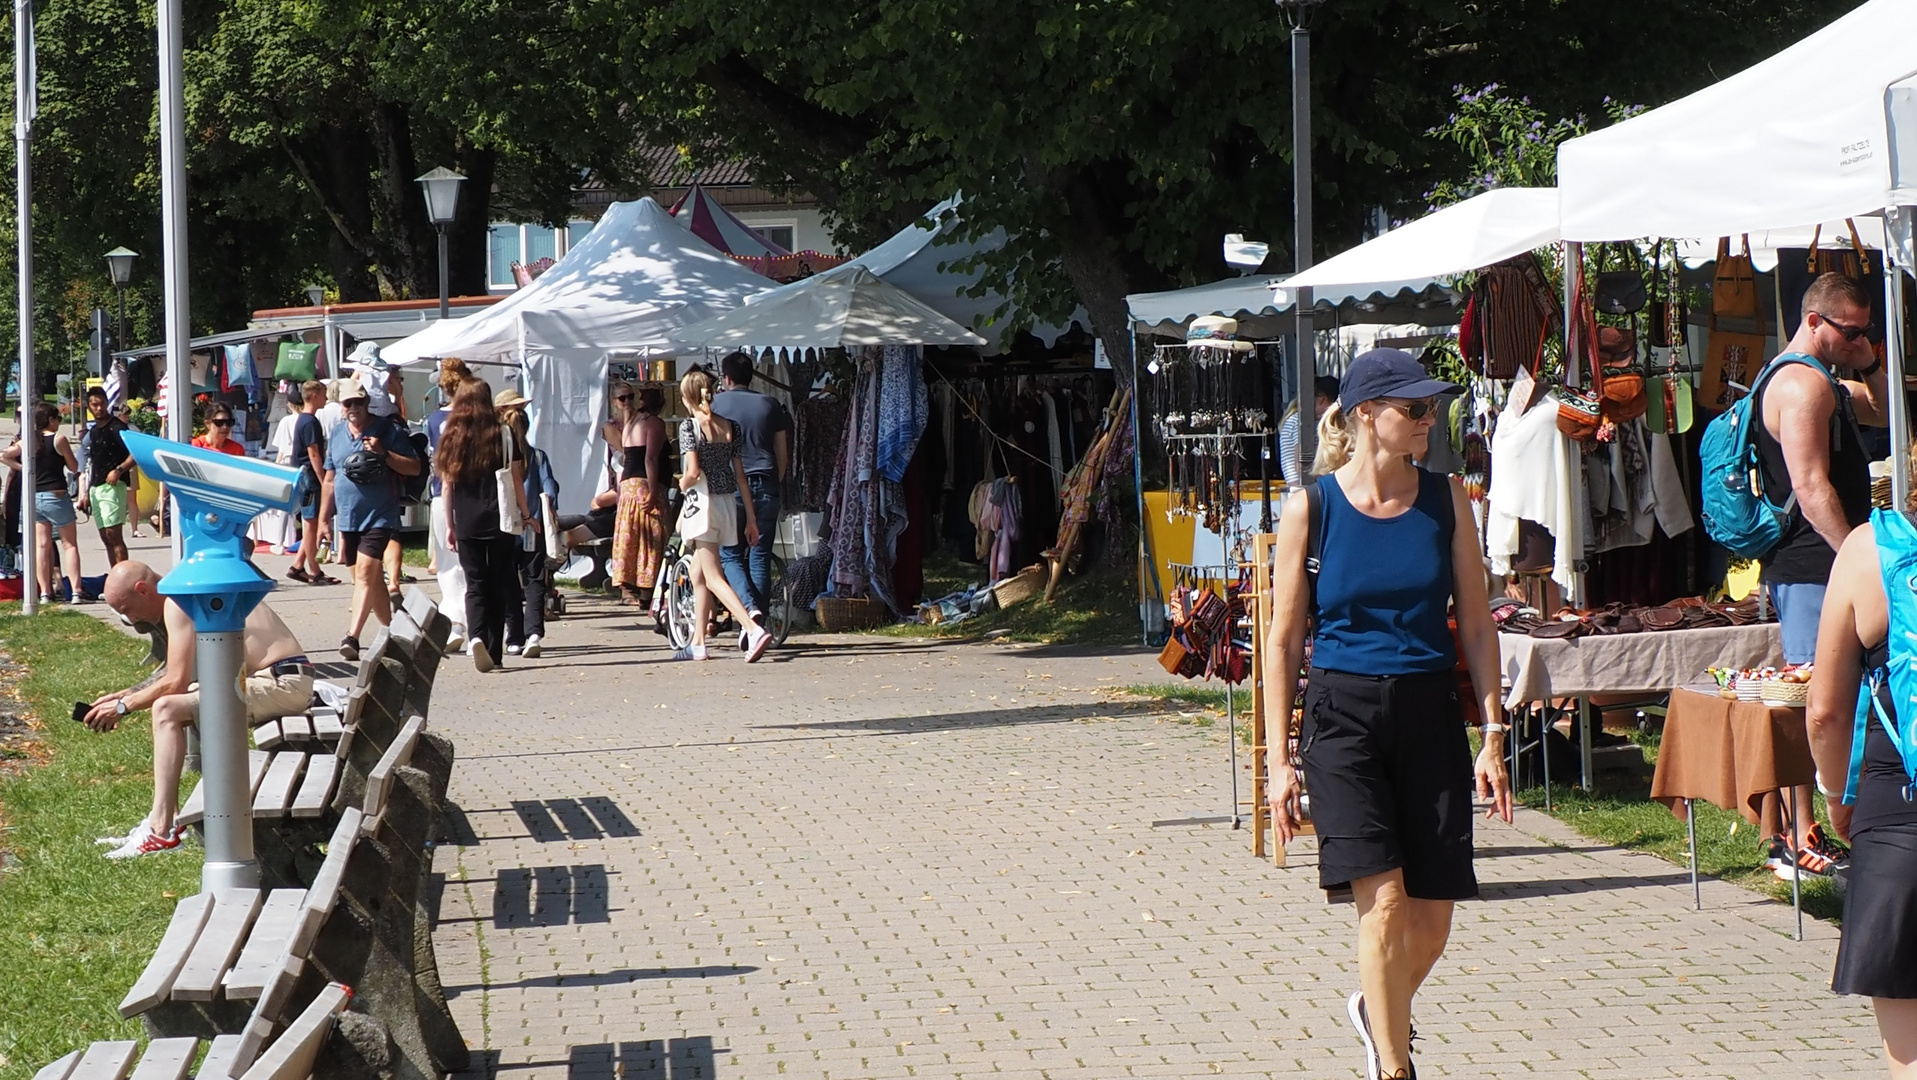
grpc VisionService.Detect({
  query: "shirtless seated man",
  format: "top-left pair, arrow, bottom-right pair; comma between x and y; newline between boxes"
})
86,560 -> 312,858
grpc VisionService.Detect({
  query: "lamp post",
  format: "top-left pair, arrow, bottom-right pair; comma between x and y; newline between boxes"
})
415,167 -> 466,320
1275,0 -> 1326,481
104,247 -> 136,406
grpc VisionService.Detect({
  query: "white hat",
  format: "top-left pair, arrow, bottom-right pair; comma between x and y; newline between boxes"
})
347,341 -> 388,372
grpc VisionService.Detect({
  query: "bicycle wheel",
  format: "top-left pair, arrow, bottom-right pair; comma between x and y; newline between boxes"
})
765,553 -> 794,647
665,556 -> 699,649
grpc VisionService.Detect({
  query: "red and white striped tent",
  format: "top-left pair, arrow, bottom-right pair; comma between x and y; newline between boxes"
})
668,184 -> 791,258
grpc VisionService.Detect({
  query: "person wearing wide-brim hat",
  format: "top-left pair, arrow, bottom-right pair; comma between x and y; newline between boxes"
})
1261,348 -> 1513,1080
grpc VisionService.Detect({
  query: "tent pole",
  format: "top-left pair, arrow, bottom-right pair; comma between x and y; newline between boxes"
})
1562,239 -> 1585,607
1131,333 -> 1163,644
1887,243 -> 1910,512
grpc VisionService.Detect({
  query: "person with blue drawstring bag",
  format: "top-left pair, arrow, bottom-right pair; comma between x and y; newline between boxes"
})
1808,499 -> 1917,1071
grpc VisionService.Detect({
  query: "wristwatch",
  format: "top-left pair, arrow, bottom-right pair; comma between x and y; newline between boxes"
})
115,698 -> 129,717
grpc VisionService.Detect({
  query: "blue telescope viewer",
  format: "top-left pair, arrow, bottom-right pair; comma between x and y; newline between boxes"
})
121,432 -> 308,890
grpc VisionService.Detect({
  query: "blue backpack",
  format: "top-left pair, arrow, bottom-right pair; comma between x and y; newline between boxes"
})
1696,352 -> 1838,558
1850,508 -> 1917,804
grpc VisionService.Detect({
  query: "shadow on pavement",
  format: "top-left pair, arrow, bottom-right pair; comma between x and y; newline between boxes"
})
1479,872 -> 1694,899
492,864 -> 614,928
444,967 -> 758,997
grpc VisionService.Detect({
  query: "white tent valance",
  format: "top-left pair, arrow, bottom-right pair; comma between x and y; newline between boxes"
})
672,264 -> 989,350
1125,276 -> 1456,338
1558,0 -> 1917,242
1272,188 -> 1562,297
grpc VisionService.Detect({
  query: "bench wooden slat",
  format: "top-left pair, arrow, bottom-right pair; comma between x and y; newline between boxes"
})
278,715 -> 312,743
178,752 -> 271,828
196,1037 -> 242,1080
309,711 -> 341,741
227,1017 -> 275,1080
402,585 -> 437,627
362,716 -> 425,829
222,889 -> 307,1000
237,983 -> 350,1080
251,753 -> 306,818
290,809 -> 361,958
172,889 -> 263,1002
68,1041 -> 137,1080
351,631 -> 391,690
32,1051 -> 80,1080
287,756 -> 338,819
118,891 -> 214,1017
126,1038 -> 197,1080
245,750 -> 271,797
338,687 -> 366,731
252,720 -> 284,751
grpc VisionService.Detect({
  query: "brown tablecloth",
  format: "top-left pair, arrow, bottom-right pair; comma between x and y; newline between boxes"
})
1499,624 -> 1782,708
1648,686 -> 1815,824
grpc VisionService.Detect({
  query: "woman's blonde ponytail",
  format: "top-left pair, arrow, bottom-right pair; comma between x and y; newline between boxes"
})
1312,401 -> 1354,476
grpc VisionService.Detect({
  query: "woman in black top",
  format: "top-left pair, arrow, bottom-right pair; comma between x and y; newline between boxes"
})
1809,516 -> 1917,1075
2,402 -> 87,603
436,381 -> 527,673
608,383 -> 668,606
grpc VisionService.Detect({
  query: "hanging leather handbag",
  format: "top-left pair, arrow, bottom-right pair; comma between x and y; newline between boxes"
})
1595,244 -> 1647,315
1157,632 -> 1192,676
1712,235 -> 1758,319
1597,325 -> 1646,423
1557,267 -> 1605,441
1700,326 -> 1768,412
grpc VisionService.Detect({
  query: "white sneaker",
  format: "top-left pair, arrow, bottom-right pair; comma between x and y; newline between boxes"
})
1348,990 -> 1381,1080
506,643 -> 522,656
105,821 -> 184,859
471,641 -> 495,673
96,822 -> 145,846
446,630 -> 466,653
558,554 -> 594,579
744,627 -> 772,663
522,634 -> 541,659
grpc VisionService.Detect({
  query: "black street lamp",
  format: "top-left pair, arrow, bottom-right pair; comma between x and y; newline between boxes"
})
415,167 -> 466,320
104,247 -> 137,403
1275,0 -> 1326,479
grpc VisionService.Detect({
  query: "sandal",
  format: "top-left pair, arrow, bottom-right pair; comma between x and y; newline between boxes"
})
286,567 -> 314,584
311,573 -> 343,586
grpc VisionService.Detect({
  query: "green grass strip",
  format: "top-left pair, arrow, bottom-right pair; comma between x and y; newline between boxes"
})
0,610 -> 203,1080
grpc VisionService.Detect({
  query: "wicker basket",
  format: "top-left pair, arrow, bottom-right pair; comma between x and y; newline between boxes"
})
991,565 -> 1046,610
816,595 -> 888,632
1759,678 -> 1811,707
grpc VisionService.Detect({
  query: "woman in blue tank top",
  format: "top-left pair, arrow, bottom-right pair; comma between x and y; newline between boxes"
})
1260,349 -> 1512,1080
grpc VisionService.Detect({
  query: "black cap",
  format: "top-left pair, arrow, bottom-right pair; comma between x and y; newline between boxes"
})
1338,348 -> 1459,411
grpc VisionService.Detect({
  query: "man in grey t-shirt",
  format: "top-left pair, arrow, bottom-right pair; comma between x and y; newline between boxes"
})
710,351 -> 790,619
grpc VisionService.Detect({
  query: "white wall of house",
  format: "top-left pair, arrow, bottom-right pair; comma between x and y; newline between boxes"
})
484,207 -> 840,293
729,207 -> 837,255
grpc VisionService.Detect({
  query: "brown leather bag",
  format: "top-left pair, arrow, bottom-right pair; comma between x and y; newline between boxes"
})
1640,606 -> 1685,631
1558,267 -> 1606,440
1157,634 -> 1191,675
1713,235 -> 1758,318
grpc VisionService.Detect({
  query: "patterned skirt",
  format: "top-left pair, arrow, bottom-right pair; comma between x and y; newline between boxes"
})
608,478 -> 666,589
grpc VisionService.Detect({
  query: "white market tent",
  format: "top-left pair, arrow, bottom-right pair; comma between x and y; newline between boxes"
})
1557,0 -> 1917,241
673,264 -> 989,350
383,197 -> 775,515
1275,188 -> 1563,295
848,196 -> 1083,351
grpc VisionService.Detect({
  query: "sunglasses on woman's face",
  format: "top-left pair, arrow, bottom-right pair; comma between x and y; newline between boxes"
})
1381,397 -> 1438,421
614,394 -> 632,403
209,418 -> 234,428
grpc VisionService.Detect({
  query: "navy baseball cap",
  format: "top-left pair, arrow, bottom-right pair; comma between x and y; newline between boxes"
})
1337,348 -> 1460,411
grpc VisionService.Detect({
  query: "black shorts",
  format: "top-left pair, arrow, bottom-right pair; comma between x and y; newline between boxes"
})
1833,821 -> 1917,998
1300,667 -> 1478,900
340,527 -> 395,566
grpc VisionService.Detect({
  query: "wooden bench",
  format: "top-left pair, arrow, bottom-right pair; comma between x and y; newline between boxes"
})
35,982 -> 349,1080
127,712 -> 427,1029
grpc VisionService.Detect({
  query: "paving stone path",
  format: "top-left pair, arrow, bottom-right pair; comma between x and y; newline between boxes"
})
72,524 -> 1886,1078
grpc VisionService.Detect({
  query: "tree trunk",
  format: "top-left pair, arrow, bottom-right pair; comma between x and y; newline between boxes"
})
449,146 -> 496,300
1048,167 -> 1141,386
368,102 -> 430,299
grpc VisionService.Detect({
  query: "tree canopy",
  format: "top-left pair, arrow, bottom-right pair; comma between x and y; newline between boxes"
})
0,0 -> 1875,382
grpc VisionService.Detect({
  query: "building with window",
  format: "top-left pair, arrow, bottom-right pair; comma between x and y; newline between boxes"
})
485,151 -> 838,293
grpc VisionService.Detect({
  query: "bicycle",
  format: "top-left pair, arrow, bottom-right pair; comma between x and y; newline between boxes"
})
652,531 -> 795,651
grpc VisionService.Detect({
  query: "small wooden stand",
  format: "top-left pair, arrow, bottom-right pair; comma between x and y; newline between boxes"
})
1247,531 -> 1312,867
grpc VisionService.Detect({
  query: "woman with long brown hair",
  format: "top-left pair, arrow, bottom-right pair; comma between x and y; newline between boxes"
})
607,381 -> 668,605
436,380 -> 528,672
676,369 -> 771,662
426,358 -> 476,649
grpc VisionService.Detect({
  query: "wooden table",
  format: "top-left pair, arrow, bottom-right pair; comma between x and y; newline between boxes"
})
1649,686 -> 1815,824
